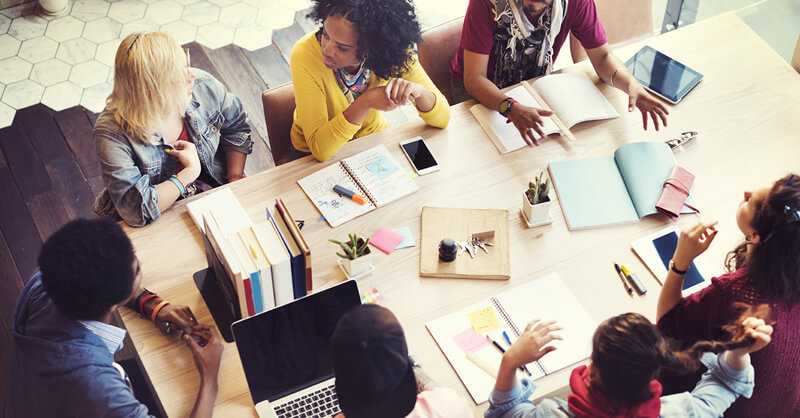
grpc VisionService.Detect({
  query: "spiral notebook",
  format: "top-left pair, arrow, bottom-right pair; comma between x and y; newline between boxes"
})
426,273 -> 596,404
298,144 -> 418,227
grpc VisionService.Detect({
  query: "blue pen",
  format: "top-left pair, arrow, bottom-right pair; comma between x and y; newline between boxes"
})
502,330 -> 512,346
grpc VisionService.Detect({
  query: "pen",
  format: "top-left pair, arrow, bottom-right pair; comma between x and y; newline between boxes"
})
333,184 -> 366,205
620,264 -> 647,295
487,336 -> 531,376
502,330 -> 513,346
614,263 -> 633,296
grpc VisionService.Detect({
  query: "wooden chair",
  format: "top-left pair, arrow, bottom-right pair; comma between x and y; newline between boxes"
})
570,0 -> 654,63
261,83 -> 300,166
418,17 -> 464,104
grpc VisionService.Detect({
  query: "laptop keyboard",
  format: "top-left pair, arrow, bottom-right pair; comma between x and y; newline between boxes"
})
275,383 -> 340,418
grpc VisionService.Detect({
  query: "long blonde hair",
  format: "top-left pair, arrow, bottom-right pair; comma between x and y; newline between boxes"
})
107,32 -> 190,142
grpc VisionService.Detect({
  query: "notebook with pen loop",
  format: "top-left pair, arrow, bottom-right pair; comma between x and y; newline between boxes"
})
297,144 -> 418,227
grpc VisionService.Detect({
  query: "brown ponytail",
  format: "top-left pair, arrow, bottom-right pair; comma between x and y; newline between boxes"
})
591,305 -> 771,409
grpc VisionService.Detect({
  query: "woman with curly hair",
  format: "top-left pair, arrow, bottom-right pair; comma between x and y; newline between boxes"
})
290,0 -> 450,161
656,173 -> 800,417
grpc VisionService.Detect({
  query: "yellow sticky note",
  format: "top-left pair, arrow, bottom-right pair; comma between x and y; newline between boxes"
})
468,307 -> 501,334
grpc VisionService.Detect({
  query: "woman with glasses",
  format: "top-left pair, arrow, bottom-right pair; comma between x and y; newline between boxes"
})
93,32 -> 252,227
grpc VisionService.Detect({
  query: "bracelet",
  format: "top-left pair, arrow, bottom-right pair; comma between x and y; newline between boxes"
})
138,293 -> 159,317
150,300 -> 171,322
168,175 -> 186,197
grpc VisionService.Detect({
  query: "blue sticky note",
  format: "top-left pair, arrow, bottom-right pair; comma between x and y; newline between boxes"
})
393,227 -> 416,249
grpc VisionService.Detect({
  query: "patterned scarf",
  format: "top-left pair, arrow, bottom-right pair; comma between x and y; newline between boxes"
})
489,0 -> 568,89
334,60 -> 372,103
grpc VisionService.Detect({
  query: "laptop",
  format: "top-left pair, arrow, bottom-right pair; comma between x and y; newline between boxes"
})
232,280 -> 361,418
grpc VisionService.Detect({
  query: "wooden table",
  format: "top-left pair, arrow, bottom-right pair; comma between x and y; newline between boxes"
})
121,13 -> 800,417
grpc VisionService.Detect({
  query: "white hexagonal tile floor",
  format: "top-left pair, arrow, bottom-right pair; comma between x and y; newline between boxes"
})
30,58 -> 72,86
41,80 -> 82,111
18,36 -> 58,63
0,0 -> 315,128
46,15 -> 85,42
69,60 -> 110,88
3,79 -> 44,109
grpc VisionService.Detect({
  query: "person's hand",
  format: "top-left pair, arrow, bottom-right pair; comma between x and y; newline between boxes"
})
167,140 -> 201,180
724,317 -> 773,370
627,83 -> 669,131
155,304 -> 198,336
734,317 -> 774,354
673,222 -> 718,271
185,324 -> 224,382
362,86 -> 401,112
384,78 -> 425,106
506,104 -> 554,146
502,320 -> 563,368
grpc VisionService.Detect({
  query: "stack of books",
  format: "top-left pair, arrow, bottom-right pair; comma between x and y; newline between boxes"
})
188,189 -> 311,320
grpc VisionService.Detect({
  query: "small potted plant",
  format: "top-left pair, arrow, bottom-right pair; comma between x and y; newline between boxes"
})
522,170 -> 552,227
330,233 -> 372,277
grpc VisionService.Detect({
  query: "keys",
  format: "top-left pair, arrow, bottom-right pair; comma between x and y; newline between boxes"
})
457,241 -> 475,258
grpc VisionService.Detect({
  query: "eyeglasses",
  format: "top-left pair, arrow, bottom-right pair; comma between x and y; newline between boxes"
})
665,131 -> 698,149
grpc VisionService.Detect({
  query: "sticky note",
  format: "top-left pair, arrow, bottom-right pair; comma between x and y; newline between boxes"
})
370,228 -> 405,254
393,226 -> 416,249
360,287 -> 382,304
467,307 -> 501,334
453,328 -> 489,353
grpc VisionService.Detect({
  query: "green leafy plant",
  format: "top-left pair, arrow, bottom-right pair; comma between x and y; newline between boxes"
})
526,170 -> 551,205
329,233 -> 371,260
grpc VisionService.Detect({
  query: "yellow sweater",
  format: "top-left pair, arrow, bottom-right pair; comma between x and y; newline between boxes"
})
290,32 -> 450,161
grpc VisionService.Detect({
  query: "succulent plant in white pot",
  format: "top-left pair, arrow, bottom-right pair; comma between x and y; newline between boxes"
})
330,233 -> 372,277
522,170 -> 552,227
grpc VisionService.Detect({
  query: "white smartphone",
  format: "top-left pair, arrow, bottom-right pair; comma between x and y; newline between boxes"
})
399,136 -> 439,175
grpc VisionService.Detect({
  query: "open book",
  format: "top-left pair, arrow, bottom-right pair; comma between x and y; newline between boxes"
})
426,274 -> 596,404
471,73 -> 619,154
298,144 -> 418,227
549,141 -> 695,230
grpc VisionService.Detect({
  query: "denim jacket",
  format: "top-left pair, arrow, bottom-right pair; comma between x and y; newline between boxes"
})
93,68 -> 252,227
485,353 -> 755,418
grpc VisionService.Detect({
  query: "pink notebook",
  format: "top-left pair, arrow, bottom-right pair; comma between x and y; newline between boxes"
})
370,228 -> 404,254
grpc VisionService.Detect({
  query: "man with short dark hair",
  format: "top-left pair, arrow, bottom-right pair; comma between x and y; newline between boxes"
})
331,304 -> 473,418
7,218 -> 223,418
452,0 -> 669,143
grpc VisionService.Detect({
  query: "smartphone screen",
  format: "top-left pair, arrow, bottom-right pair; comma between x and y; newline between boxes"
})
401,139 -> 437,172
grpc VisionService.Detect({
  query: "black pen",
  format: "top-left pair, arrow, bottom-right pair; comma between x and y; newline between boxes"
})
487,336 -> 532,376
614,263 -> 634,296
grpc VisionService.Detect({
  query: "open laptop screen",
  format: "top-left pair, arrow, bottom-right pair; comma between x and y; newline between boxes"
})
232,280 -> 361,403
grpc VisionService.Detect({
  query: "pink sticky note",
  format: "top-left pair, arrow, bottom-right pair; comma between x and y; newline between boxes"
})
369,228 -> 405,254
453,328 -> 489,353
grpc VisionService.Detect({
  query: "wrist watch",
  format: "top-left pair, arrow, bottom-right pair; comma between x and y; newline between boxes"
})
499,97 -> 515,117
669,259 -> 688,275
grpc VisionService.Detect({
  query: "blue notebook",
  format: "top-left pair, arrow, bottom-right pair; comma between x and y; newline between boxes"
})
549,142 -> 693,230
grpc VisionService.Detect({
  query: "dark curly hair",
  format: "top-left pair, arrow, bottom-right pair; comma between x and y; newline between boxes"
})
725,173 -> 800,302
39,218 -> 137,320
309,0 -> 421,79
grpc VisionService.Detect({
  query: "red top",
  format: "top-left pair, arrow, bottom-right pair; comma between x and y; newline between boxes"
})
657,268 -> 800,418
178,122 -> 190,142
450,0 -> 608,80
568,365 -> 662,418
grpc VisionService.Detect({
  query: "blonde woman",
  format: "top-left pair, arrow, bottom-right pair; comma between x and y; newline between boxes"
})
93,32 -> 252,227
